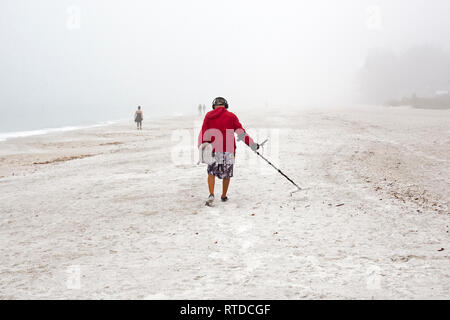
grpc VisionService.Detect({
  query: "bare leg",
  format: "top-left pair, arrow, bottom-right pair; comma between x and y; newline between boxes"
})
208,174 -> 215,195
222,178 -> 230,198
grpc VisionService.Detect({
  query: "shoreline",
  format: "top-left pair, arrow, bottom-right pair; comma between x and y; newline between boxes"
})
0,119 -> 124,142
1,104 -> 448,143
0,111 -> 200,143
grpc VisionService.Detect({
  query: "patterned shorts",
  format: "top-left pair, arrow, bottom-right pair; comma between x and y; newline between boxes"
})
207,152 -> 235,179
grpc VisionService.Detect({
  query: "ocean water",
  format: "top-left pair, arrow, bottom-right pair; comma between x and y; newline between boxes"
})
0,121 -> 119,142
0,111 -> 187,142
0,106 -> 132,142
0,105 -> 190,142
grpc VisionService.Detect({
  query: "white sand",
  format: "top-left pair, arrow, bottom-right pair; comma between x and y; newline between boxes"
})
0,106 -> 448,299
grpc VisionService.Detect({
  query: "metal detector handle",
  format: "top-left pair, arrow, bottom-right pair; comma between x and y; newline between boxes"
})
252,138 -> 268,152
259,138 -> 268,148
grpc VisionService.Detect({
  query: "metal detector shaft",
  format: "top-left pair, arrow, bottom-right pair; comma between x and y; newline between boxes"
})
255,151 -> 302,191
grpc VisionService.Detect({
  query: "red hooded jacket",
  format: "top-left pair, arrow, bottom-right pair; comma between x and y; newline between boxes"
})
198,107 -> 254,153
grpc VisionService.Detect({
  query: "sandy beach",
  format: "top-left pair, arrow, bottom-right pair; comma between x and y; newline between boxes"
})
0,106 -> 448,299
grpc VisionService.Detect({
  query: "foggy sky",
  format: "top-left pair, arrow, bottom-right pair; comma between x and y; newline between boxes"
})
1,0 -> 449,130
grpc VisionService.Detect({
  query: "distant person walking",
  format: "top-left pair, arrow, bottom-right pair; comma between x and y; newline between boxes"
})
198,97 -> 259,206
134,106 -> 143,130
202,104 -> 206,115
198,104 -> 203,116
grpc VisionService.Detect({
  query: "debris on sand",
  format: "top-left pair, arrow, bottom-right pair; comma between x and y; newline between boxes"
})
99,141 -> 123,146
33,154 -> 95,165
336,203 -> 345,207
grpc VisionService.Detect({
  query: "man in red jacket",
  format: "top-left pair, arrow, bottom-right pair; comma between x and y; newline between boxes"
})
198,97 -> 259,206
